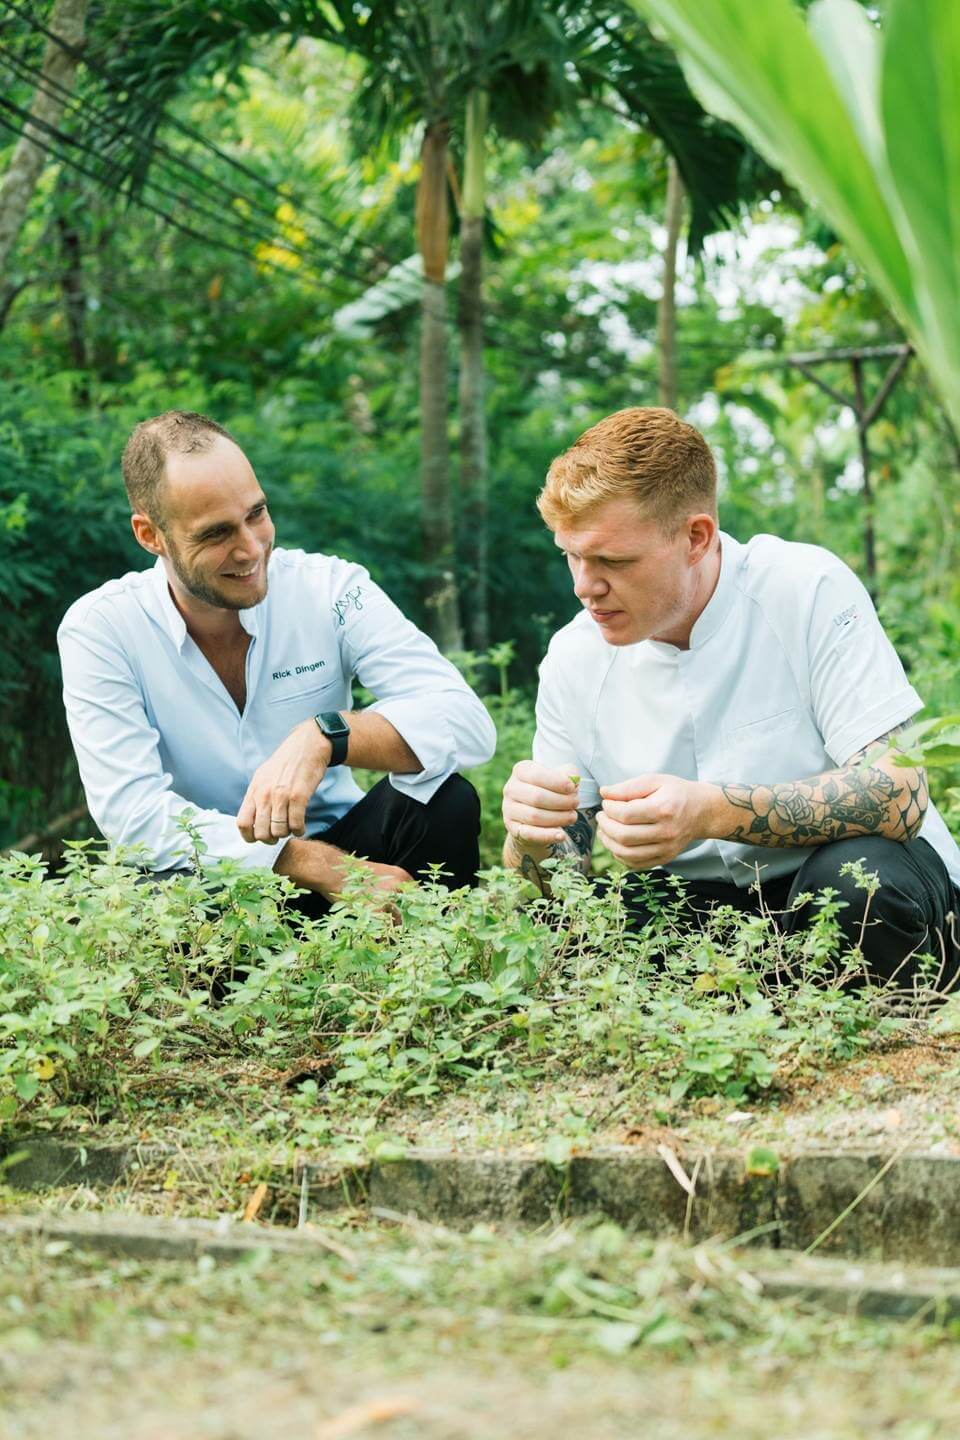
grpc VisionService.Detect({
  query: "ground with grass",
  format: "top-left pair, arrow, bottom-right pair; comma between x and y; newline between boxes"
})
5,1216 -> 960,1440
4,842 -> 960,1436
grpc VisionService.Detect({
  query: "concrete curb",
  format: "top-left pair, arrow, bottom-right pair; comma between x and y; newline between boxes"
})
4,1210 -> 960,1323
306,1148 -> 960,1265
0,1211 -> 342,1262
5,1136 -> 960,1264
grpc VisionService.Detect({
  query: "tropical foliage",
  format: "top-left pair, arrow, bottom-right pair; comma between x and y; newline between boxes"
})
630,0 -> 960,429
0,0 -> 958,841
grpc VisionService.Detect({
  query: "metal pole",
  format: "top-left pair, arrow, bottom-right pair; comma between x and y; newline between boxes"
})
851,357 -> 877,599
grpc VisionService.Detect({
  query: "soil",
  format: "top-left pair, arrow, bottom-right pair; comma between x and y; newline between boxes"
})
6,1345 -> 960,1440
4,1248 -> 960,1440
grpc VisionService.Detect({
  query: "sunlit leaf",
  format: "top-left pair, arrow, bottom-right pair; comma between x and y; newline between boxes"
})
631,0 -> 960,429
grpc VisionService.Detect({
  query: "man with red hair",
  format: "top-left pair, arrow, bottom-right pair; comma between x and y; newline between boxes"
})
502,406 -> 960,985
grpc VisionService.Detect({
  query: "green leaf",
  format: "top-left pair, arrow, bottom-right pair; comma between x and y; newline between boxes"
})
0,1095 -> 18,1122
881,0 -> 960,423
931,997 -> 960,1036
13,1073 -> 39,1102
744,1145 -> 780,1178
629,0 -> 916,330
808,0 -> 884,167
132,1036 -> 161,1059
544,1134 -> 574,1168
368,1137 -> 407,1162
594,1321 -> 643,1355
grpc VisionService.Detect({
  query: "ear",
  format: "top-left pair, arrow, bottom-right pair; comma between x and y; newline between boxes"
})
131,512 -> 165,557
685,512 -> 717,565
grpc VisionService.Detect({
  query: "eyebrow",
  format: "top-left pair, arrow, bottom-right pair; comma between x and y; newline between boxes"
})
555,539 -> 635,562
190,497 -> 268,543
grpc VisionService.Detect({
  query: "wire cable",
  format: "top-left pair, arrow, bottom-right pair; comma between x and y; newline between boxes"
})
0,0 -> 406,271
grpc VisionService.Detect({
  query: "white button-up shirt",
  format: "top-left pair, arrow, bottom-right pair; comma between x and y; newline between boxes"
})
534,531 -> 960,889
58,548 -> 496,872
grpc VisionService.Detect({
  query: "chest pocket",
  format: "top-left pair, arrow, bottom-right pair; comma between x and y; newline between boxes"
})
266,676 -> 340,706
723,706 -> 821,783
725,707 -> 801,741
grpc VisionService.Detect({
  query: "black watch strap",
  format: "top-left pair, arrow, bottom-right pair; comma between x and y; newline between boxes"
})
315,710 -> 350,767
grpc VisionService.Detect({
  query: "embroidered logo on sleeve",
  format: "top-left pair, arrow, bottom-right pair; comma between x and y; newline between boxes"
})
332,586 -> 364,626
833,603 -> 859,631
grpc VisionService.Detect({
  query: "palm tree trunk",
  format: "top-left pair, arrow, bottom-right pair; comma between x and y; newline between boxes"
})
0,0 -> 90,279
458,87 -> 489,653
417,119 -> 462,652
657,155 -> 684,410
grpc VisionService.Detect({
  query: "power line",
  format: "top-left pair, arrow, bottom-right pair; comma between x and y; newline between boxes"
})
0,48 -> 394,297
0,46 -> 607,365
0,0 -> 406,273
0,101 -> 365,311
0,0 -> 766,365
0,94 -> 630,380
0,25 -> 766,382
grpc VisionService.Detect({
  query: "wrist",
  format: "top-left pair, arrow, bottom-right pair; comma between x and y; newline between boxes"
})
698,781 -> 729,840
303,719 -> 333,767
505,829 -> 555,863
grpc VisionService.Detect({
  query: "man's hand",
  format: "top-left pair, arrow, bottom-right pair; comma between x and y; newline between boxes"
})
597,773 -> 714,869
238,719 -> 332,843
502,760 -> 579,850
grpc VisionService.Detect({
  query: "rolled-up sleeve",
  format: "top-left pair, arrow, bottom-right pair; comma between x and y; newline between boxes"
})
58,615 -> 285,872
333,563 -> 496,801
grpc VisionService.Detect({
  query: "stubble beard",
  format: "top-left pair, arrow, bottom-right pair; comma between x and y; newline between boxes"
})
166,539 -> 270,612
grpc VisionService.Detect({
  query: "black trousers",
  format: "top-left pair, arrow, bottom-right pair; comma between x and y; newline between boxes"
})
289,773 -> 482,921
620,836 -> 960,990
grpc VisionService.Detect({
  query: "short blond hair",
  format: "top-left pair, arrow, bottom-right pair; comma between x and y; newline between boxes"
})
538,406 -> 717,531
122,410 -> 236,525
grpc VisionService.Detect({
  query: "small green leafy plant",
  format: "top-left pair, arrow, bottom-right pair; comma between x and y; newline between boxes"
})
0,833 -> 908,1133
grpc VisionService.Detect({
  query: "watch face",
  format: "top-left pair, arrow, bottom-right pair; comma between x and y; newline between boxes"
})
317,710 -> 349,737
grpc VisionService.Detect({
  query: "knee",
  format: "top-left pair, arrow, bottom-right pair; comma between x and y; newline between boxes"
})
427,774 -> 481,831
793,838 -> 923,928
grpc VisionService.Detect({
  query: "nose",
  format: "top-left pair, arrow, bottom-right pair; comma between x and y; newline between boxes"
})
571,561 -> 609,601
229,522 -> 264,561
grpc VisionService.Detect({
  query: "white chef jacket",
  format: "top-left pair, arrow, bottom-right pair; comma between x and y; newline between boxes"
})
533,531 -> 960,889
58,548 -> 496,872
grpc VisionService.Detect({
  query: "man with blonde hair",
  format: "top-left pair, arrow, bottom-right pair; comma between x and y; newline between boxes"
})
502,406 -> 960,984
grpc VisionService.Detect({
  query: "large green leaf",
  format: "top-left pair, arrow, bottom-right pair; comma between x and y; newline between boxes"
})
626,0 -> 917,333
807,0 -> 883,169
630,0 -> 960,431
881,0 -> 960,423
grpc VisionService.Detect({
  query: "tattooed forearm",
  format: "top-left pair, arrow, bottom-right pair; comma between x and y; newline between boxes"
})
551,805 -> 601,868
520,853 -> 547,890
506,806 -> 600,895
718,730 -> 927,849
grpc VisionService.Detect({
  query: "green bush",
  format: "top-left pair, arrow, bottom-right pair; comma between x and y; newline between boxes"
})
0,837 -> 902,1129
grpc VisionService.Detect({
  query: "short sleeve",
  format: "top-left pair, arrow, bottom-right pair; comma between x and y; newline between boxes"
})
807,558 -> 922,764
531,648 -> 601,808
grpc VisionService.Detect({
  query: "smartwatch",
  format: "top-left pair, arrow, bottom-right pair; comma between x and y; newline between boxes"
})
315,710 -> 350,767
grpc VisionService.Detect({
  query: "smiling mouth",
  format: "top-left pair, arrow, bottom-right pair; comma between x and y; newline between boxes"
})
223,564 -> 260,579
